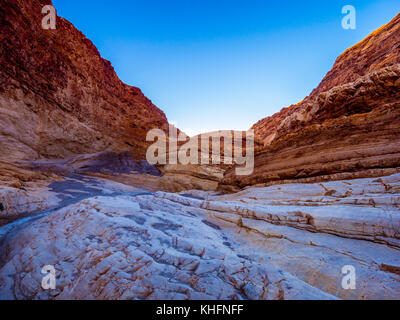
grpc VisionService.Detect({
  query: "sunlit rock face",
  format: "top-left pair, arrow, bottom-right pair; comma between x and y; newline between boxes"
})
252,12 -> 400,143
225,13 -> 400,188
0,174 -> 399,300
0,0 -> 169,163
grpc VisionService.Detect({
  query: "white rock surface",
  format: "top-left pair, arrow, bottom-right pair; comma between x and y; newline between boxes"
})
0,174 -> 399,300
0,196 -> 335,300
0,186 -> 60,224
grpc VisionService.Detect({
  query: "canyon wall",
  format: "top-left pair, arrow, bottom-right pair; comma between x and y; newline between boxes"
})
223,12 -> 400,188
0,0 -> 169,162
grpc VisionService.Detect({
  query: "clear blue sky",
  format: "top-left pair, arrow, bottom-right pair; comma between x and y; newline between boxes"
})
53,0 -> 400,136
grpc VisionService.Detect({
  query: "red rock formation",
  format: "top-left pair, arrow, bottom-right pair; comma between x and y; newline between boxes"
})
253,12 -> 400,143
0,0 -> 169,162
223,12 -> 400,188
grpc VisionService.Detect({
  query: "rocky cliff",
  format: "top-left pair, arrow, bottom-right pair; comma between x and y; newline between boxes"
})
223,12 -> 400,188
0,0 -> 169,162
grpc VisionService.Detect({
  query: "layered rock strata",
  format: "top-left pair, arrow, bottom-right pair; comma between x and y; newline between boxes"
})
224,13 -> 400,188
0,0 -> 169,163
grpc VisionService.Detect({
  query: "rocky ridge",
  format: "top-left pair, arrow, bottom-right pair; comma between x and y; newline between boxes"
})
224,13 -> 400,188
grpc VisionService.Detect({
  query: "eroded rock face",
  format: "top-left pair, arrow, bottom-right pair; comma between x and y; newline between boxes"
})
23,151 -> 162,176
154,130 -> 261,192
0,197 -> 336,300
0,0 -> 169,162
88,166 -> 224,193
0,161 -> 63,225
0,174 -> 399,300
226,13 -> 400,188
0,186 -> 60,225
209,174 -> 400,248
252,13 -> 400,143
0,161 -> 60,189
